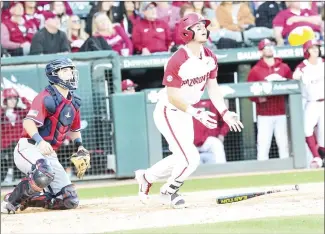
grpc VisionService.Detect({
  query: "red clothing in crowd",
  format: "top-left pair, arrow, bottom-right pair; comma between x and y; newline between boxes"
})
172,1 -> 190,8
94,25 -> 133,55
1,97 -> 31,150
2,18 -> 36,44
247,58 -> 293,116
272,8 -> 321,38
1,8 -> 11,21
24,9 -> 45,30
193,100 -> 230,147
132,19 -> 172,53
173,22 -> 183,45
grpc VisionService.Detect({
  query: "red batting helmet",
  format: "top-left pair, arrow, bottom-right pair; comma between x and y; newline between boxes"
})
303,39 -> 321,59
178,13 -> 211,44
258,39 -> 274,51
2,88 -> 19,99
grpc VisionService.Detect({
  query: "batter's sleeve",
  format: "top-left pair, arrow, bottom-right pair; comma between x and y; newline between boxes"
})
70,110 -> 81,132
24,94 -> 48,126
162,59 -> 183,88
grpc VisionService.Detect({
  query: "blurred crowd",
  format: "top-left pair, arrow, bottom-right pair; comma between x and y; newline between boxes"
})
1,1 -> 324,57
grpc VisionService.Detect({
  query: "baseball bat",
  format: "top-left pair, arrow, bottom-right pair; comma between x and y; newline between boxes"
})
216,184 -> 299,204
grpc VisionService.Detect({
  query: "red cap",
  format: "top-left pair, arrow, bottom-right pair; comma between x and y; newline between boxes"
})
303,39 -> 321,59
122,79 -> 138,91
43,11 -> 57,21
258,39 -> 274,51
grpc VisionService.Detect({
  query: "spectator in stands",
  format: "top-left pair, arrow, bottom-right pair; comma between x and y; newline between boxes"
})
1,88 -> 31,184
172,1 -> 190,8
67,15 -> 89,53
247,39 -> 292,161
92,12 -> 133,56
193,100 -> 229,164
30,12 -> 70,55
122,1 -> 140,38
122,79 -> 138,93
132,2 -> 172,55
86,1 -> 123,36
156,2 -> 181,32
173,3 -> 195,45
23,1 -> 45,30
48,1 -> 70,33
1,2 -> 36,56
1,1 -> 11,21
273,1 -> 322,46
36,1 -> 73,16
254,1 -> 282,29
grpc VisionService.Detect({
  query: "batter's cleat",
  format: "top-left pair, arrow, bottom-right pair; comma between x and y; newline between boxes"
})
310,157 -> 323,169
1,193 -> 17,214
160,191 -> 186,209
135,170 -> 152,204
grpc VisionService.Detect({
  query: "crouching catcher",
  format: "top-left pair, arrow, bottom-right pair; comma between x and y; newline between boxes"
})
1,58 -> 91,214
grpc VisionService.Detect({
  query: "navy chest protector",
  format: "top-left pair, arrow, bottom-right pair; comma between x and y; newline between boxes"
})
38,85 -> 81,147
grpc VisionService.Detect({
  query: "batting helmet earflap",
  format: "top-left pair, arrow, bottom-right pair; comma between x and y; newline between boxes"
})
303,39 -> 321,59
178,13 -> 211,44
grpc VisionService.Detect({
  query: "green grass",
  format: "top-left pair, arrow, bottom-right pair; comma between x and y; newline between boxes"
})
108,214 -> 324,234
77,170 -> 323,199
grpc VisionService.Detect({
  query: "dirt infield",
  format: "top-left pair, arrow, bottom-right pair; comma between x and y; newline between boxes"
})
1,182 -> 324,234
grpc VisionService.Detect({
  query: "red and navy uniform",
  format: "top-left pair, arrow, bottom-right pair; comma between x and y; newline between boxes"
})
22,85 -> 81,151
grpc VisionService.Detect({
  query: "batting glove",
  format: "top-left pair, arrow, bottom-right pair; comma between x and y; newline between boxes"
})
221,110 -> 244,132
187,106 -> 218,129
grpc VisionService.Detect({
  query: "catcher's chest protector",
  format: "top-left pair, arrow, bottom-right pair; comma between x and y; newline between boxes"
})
38,85 -> 81,147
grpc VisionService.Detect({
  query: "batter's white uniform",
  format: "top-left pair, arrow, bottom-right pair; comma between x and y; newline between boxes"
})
294,58 -> 324,147
145,45 -> 218,185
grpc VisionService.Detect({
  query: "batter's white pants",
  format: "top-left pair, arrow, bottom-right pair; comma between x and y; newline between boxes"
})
198,137 -> 227,164
304,101 -> 324,147
14,138 -> 71,195
257,115 -> 289,161
145,102 -> 200,187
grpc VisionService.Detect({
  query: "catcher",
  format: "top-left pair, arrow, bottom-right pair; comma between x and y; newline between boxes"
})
1,58 -> 90,214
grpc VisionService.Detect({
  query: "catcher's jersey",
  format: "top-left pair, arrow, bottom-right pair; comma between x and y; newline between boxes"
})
157,45 -> 218,108
22,85 -> 81,151
294,58 -> 324,101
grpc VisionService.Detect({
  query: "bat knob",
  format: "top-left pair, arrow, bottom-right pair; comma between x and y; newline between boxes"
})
295,184 -> 299,191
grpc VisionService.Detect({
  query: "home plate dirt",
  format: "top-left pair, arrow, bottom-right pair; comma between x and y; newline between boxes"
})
1,182 -> 324,234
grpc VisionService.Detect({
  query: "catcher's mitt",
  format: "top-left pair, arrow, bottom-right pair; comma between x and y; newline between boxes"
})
70,148 -> 91,179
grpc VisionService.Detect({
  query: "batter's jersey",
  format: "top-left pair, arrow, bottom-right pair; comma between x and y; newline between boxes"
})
294,58 -> 324,101
22,85 -> 81,151
158,45 -> 218,108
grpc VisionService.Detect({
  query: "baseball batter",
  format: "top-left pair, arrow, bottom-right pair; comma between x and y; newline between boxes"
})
1,58 -> 90,214
293,39 -> 324,168
135,13 -> 243,209
247,39 -> 293,161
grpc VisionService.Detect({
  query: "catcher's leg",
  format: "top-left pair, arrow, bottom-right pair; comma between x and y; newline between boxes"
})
1,158 -> 55,214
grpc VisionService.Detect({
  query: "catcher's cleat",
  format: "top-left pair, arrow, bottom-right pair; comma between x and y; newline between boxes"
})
1,193 -> 18,214
135,170 -> 152,204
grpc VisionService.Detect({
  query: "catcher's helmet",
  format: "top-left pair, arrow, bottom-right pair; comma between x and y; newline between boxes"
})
178,13 -> 210,44
45,58 -> 79,90
303,39 -> 321,59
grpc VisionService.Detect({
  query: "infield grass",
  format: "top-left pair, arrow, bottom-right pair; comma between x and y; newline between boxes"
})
108,214 -> 324,234
77,170 -> 324,199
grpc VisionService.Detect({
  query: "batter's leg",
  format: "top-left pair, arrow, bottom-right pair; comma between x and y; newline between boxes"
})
304,102 -> 320,158
274,115 -> 290,159
257,116 -> 274,161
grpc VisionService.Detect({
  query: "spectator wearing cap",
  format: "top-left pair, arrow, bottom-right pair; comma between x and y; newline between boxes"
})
67,15 -> 89,53
273,1 -> 322,46
247,39 -> 292,161
1,2 -> 37,56
132,2 -> 172,55
23,1 -> 45,30
30,12 -> 70,55
92,12 -> 133,56
193,100 -> 229,164
122,79 -> 138,93
156,2 -> 180,32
